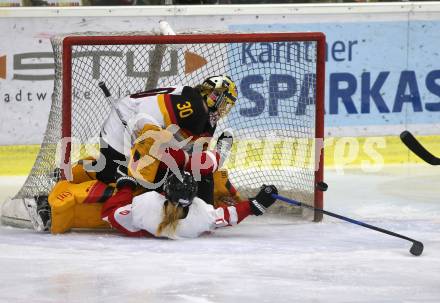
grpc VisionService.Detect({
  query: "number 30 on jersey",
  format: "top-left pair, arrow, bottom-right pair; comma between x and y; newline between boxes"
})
176,101 -> 194,118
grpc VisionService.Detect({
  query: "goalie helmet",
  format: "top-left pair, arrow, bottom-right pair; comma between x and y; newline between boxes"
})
200,75 -> 238,125
163,171 -> 198,208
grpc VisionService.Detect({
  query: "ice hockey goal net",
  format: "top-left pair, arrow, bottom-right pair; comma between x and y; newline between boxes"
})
1,31 -> 325,227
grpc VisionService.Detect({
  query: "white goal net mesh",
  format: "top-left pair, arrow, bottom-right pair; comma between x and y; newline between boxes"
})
2,31 -> 324,226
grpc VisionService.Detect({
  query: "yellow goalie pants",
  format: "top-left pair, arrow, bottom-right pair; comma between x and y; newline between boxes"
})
48,180 -> 113,234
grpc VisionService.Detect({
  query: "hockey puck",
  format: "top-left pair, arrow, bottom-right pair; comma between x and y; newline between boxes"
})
316,181 -> 328,192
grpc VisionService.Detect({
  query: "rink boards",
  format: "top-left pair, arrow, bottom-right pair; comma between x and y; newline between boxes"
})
0,134 -> 439,176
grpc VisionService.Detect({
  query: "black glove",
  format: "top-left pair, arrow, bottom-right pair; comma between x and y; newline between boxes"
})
249,185 -> 278,216
115,165 -> 137,190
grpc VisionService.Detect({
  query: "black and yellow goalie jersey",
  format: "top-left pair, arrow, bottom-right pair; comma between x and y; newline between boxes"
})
101,85 -> 214,157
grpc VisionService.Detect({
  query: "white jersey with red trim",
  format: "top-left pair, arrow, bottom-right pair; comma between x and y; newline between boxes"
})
133,191 -> 238,239
103,190 -> 251,239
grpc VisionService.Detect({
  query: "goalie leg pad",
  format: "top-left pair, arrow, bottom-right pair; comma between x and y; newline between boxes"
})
48,180 -> 111,234
213,169 -> 241,207
48,182 -> 75,234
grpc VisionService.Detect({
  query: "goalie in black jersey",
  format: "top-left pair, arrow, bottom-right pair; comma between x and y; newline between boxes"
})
36,75 -> 240,234
74,75 -> 237,187
96,75 -> 238,200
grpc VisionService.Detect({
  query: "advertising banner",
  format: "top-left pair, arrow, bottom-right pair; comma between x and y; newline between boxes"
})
0,5 -> 440,146
230,20 -> 440,137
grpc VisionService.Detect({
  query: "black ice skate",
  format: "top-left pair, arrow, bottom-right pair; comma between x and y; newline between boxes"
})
24,196 -> 51,232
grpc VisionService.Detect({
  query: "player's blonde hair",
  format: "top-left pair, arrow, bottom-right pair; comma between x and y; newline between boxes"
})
156,201 -> 186,238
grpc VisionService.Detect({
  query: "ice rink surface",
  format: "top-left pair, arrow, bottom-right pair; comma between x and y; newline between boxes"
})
0,165 -> 439,303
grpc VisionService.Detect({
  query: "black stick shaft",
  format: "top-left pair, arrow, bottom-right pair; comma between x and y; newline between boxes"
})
400,130 -> 440,165
273,194 -> 423,255
98,81 -> 111,97
98,81 -> 128,127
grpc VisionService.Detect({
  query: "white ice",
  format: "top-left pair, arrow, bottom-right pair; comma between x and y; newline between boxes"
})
0,165 -> 439,303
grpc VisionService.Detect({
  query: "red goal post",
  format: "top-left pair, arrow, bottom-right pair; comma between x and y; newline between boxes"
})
2,31 -> 325,227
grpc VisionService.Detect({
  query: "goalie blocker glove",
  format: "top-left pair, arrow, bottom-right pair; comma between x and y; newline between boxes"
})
249,185 -> 278,216
115,165 -> 137,190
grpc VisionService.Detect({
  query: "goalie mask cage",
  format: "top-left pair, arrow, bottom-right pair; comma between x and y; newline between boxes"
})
1,31 -> 325,227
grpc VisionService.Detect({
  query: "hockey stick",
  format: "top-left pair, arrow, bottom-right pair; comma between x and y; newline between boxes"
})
400,130 -> 440,165
99,81 -> 139,146
272,193 -> 424,256
98,81 -> 128,127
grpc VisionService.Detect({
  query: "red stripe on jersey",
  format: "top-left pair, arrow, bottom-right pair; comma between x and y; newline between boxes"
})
158,148 -> 188,171
232,201 -> 253,224
223,206 -> 231,223
101,187 -> 153,237
186,151 -> 220,176
101,187 -> 133,219
214,202 -> 252,226
225,180 -> 238,196
130,88 -> 176,98
83,181 -> 110,204
164,94 -> 178,124
178,129 -> 212,140
107,211 -> 152,238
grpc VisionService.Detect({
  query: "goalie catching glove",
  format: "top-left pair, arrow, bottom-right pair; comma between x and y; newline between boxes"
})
249,185 -> 278,216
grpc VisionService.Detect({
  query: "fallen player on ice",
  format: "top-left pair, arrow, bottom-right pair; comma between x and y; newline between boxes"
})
101,171 -> 278,239
33,171 -> 278,239
26,75 -> 241,234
